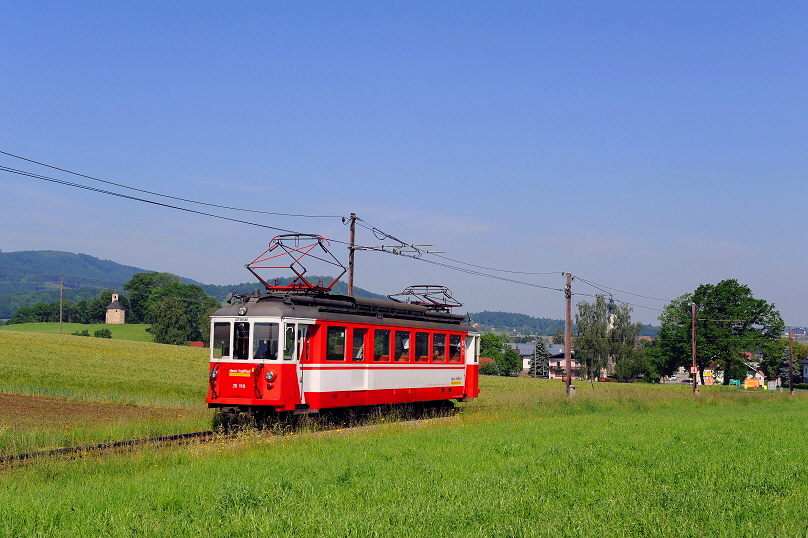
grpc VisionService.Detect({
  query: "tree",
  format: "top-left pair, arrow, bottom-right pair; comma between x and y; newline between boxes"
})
124,272 -> 219,342
657,280 -> 784,384
613,350 -> 646,382
149,296 -> 190,345
124,272 -> 180,324
528,339 -> 549,377
479,333 -> 521,376
575,296 -> 641,382
552,327 -> 565,344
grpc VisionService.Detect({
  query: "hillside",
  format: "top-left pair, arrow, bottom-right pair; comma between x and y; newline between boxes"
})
469,310 -> 659,338
0,250 -> 387,318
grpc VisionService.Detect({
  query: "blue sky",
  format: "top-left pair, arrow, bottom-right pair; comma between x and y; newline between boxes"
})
1,1 -> 806,325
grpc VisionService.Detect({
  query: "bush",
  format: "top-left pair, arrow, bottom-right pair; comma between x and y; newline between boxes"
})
71,329 -> 90,337
94,328 -> 112,338
479,357 -> 500,376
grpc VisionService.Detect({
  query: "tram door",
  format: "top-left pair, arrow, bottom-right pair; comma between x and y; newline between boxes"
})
350,328 -> 368,390
295,324 -> 311,404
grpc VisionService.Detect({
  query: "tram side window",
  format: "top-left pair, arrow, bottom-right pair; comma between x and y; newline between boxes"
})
395,330 -> 411,362
234,322 -> 251,360
449,334 -> 462,363
327,326 -> 346,361
415,332 -> 429,362
432,333 -> 446,362
283,324 -> 295,360
253,323 -> 279,360
352,328 -> 367,362
212,322 -> 231,359
374,329 -> 391,362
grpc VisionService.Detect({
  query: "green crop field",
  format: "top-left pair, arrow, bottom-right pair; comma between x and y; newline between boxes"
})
0,322 -> 155,342
0,329 -> 212,453
2,330 -> 808,536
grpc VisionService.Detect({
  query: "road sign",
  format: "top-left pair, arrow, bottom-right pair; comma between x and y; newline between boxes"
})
690,366 -> 698,374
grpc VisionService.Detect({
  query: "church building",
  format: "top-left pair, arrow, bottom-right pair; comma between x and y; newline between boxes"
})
106,292 -> 125,324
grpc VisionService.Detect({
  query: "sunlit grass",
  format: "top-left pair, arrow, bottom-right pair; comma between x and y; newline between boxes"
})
3,329 -> 808,536
0,330 -> 208,406
0,322 -> 154,342
2,391 -> 808,536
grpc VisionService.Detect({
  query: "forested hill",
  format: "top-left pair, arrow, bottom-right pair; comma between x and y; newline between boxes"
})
0,250 -> 386,319
470,311 -> 565,335
470,310 -> 659,338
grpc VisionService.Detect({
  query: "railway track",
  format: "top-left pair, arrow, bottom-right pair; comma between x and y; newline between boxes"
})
0,430 -> 219,467
0,403 -> 459,468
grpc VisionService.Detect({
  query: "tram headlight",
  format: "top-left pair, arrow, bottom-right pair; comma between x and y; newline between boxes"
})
237,306 -> 247,316
210,369 -> 218,380
264,370 -> 276,383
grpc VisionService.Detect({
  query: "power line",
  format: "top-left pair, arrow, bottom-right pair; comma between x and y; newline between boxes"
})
0,154 -> 678,310
0,165 -> 305,235
369,247 -> 565,293
575,276 -> 670,302
0,150 -> 344,219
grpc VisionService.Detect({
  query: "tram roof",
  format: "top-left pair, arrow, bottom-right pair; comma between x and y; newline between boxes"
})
213,293 -> 474,331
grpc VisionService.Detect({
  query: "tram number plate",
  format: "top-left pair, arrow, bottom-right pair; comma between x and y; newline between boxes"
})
232,383 -> 247,389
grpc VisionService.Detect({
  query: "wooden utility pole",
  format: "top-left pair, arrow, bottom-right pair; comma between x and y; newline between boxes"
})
789,326 -> 794,395
347,213 -> 356,297
565,272 -> 574,396
59,274 -> 64,335
691,301 -> 698,394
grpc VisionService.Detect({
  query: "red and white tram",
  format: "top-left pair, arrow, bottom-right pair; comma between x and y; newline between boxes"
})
206,235 -> 480,422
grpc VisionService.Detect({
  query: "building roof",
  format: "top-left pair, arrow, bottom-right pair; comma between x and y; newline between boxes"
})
107,299 -> 124,310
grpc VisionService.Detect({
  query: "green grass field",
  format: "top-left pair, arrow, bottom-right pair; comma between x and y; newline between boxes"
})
2,330 -> 808,536
0,322 -> 155,342
0,329 -> 212,453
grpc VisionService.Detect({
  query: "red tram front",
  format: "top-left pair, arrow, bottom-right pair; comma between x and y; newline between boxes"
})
206,293 -> 480,421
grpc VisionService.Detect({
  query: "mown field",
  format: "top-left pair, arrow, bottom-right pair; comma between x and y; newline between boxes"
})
0,322 -> 154,342
2,329 -> 808,536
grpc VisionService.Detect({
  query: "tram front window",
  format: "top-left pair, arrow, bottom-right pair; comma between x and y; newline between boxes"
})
253,323 -> 279,360
212,322 -> 231,359
234,322 -> 250,360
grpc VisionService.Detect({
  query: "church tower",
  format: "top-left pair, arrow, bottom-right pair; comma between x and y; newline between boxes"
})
105,292 -> 125,324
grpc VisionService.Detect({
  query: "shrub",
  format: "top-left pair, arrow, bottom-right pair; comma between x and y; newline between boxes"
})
71,329 -> 90,337
94,328 -> 112,338
479,356 -> 500,375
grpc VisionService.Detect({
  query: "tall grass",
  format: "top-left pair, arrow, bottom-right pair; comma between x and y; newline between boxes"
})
4,328 -> 808,535
2,392 -> 808,536
0,330 -> 208,406
0,330 -> 213,453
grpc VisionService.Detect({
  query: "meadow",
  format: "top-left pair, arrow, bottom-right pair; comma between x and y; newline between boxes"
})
0,322 -> 154,342
2,329 -> 808,536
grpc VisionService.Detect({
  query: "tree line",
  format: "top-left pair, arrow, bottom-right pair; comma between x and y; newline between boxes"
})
573,278 -> 803,384
6,272 -> 221,346
6,290 -> 126,325
478,278 -> 805,385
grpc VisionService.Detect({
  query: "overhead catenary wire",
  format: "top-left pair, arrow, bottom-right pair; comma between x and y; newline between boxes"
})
3,154 -> 676,314
574,276 -> 670,302
0,165 -> 306,235
0,150 -> 343,219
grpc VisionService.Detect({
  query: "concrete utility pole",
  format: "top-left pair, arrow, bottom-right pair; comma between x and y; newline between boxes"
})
347,213 -> 356,297
691,301 -> 699,394
565,272 -> 574,397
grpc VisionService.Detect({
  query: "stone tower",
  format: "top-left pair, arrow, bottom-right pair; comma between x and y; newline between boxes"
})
105,292 -> 125,324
